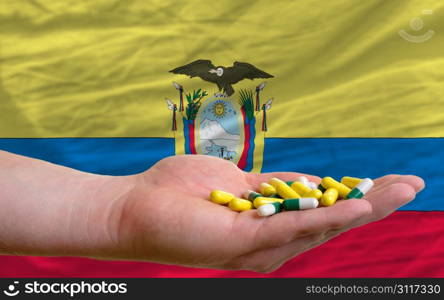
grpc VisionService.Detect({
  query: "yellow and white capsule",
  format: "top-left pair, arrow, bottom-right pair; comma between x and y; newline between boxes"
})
259,182 -> 277,197
321,188 -> 339,206
290,181 -> 311,196
210,190 -> 235,205
304,188 -> 323,200
307,182 -> 318,190
228,197 -> 253,212
269,177 -> 301,199
257,202 -> 282,217
253,197 -> 284,208
341,176 -> 362,189
320,177 -> 351,199
295,176 -> 310,187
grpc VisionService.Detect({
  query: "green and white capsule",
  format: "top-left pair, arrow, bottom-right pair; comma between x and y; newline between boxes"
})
283,198 -> 319,211
257,202 -> 282,217
346,178 -> 374,199
243,190 -> 262,201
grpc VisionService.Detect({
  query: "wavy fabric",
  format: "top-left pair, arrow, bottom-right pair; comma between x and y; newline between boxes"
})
1,0 -> 443,277
0,212 -> 443,277
0,137 -> 441,210
1,0 -> 444,138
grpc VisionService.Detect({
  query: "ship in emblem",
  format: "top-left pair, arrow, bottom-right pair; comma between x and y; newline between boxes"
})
165,60 -> 274,172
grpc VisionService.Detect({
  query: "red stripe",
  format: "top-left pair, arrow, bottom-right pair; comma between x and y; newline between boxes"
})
0,211 -> 443,277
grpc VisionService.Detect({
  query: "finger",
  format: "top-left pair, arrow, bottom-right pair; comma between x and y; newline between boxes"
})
272,228 -> 344,269
230,177 -> 421,272
251,199 -> 372,250
229,229 -> 343,273
385,175 -> 424,193
246,172 -> 321,188
252,178 -> 422,272
227,232 -> 321,273
370,175 -> 424,194
357,182 -> 416,226
371,175 -> 401,192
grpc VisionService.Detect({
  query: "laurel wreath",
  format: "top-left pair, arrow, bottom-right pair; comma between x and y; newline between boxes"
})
185,89 -> 208,120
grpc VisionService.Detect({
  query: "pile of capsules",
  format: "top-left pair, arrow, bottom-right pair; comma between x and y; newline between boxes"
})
210,176 -> 374,217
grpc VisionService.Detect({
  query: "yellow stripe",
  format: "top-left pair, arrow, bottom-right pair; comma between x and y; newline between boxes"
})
1,0 -> 443,137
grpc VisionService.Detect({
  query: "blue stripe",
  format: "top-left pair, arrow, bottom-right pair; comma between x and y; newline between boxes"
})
0,138 -> 440,210
263,138 -> 443,211
0,138 -> 174,176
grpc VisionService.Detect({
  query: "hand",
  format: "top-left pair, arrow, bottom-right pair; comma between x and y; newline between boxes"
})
109,155 -> 424,273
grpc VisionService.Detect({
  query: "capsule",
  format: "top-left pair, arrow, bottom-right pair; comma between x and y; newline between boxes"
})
320,177 -> 351,199
341,176 -> 362,189
257,202 -> 282,217
210,190 -> 235,205
304,188 -> 323,200
282,198 -> 319,210
253,197 -> 284,208
267,194 -> 280,198
290,181 -> 311,196
346,178 -> 374,199
228,197 -> 253,212
296,176 -> 310,187
259,182 -> 277,197
243,190 -> 262,201
321,188 -> 339,206
269,178 -> 301,199
308,182 -> 318,190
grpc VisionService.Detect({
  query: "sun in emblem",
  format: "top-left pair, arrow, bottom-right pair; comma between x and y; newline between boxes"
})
212,100 -> 226,118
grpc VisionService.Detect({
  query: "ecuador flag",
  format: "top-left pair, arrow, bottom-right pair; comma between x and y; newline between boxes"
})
1,0 -> 444,277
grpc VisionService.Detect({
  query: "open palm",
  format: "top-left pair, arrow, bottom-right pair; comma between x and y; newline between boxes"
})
117,155 -> 424,273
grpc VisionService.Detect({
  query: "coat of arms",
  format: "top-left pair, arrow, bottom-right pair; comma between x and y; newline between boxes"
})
165,60 -> 274,172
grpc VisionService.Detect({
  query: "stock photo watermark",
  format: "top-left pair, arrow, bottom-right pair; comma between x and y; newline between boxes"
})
2,280 -> 127,298
399,10 -> 435,43
2,281 -> 20,297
